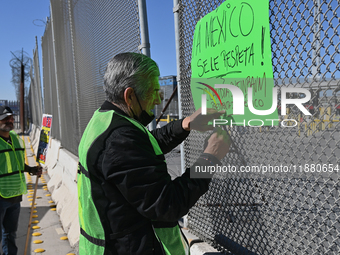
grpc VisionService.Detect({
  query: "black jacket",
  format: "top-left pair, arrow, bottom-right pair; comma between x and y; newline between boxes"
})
86,101 -> 219,254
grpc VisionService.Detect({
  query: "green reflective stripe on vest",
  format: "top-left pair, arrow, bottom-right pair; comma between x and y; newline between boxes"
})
78,171 -> 105,254
77,175 -> 86,232
0,131 -> 27,198
78,110 -> 113,254
4,152 -> 12,173
79,234 -> 105,255
79,109 -> 114,171
154,226 -> 189,255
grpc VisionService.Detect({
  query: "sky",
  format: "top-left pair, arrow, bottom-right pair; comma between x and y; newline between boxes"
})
0,0 -> 177,101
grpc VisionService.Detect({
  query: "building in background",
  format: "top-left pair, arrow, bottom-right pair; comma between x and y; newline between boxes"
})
0,100 -> 19,113
155,75 -> 178,120
0,100 -> 7,106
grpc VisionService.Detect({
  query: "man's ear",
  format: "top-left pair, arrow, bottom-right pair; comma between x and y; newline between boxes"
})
124,87 -> 135,106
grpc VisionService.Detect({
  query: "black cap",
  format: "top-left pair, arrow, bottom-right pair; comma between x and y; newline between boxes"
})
0,106 -> 14,120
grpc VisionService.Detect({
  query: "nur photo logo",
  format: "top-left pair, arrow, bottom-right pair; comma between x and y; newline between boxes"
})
194,80 -> 312,127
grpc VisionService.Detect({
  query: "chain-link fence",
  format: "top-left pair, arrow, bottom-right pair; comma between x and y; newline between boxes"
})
177,0 -> 340,254
41,0 -> 141,155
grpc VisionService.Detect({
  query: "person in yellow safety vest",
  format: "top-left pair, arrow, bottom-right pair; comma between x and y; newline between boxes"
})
77,52 -> 231,254
0,106 -> 42,255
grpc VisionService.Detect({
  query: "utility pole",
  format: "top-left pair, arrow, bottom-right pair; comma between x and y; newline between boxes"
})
20,61 -> 25,133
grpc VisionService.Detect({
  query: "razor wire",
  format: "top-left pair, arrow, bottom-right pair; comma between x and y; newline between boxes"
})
177,0 -> 340,254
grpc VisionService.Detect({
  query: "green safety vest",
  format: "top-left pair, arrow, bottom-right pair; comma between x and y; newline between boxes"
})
78,109 -> 189,255
0,131 -> 27,198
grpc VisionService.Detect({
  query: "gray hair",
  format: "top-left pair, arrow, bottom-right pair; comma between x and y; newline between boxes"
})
103,52 -> 160,104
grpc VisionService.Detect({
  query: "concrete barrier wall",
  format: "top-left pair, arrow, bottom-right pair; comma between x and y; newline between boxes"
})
30,124 -> 41,156
48,147 -> 79,247
30,128 -> 80,248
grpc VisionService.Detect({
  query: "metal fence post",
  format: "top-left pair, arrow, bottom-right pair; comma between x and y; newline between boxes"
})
50,3 -> 62,140
137,0 -> 156,131
137,0 -> 151,57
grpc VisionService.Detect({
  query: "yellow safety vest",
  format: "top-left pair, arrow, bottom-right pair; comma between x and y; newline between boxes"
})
0,131 -> 27,198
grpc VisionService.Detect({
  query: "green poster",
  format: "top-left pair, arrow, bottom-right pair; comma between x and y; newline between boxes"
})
190,0 -> 278,126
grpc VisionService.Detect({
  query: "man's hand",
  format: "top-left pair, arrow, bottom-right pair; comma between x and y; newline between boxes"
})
203,127 -> 231,160
182,108 -> 225,132
28,165 -> 43,178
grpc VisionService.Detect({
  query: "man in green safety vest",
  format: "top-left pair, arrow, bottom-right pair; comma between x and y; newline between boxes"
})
78,52 -> 231,254
0,105 -> 42,255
